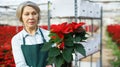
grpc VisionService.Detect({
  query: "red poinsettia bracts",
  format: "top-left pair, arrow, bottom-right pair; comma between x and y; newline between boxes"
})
50,22 -> 85,49
51,22 -> 85,34
107,24 -> 120,48
41,22 -> 87,67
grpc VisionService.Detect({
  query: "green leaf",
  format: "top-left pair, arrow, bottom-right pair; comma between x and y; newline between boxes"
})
53,38 -> 61,44
47,57 -> 56,65
55,55 -> 64,67
49,32 -> 62,43
74,31 -> 87,42
82,37 -> 88,40
64,39 -> 74,47
62,48 -> 73,63
64,33 -> 73,40
41,42 -> 53,51
64,34 -> 74,47
74,36 -> 81,42
74,43 -> 86,56
49,47 -> 61,57
79,31 -> 86,36
49,32 -> 57,37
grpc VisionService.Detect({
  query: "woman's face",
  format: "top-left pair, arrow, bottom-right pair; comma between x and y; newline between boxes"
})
22,6 -> 39,29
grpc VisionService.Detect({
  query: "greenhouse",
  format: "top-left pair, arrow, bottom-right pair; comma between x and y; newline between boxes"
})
0,0 -> 120,67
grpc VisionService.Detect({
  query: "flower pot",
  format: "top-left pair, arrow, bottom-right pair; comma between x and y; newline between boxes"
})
61,62 -> 72,67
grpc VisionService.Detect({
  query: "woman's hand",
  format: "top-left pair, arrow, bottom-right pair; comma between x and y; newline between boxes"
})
46,65 -> 52,67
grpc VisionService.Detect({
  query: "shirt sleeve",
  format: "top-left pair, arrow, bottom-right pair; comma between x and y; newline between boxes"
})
11,35 -> 29,67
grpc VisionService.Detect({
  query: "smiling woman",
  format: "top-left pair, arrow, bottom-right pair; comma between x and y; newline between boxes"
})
11,1 -> 52,67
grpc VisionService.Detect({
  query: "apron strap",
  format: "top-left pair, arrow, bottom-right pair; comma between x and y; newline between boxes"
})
22,28 -> 46,45
39,28 -> 46,43
23,37 -> 26,45
21,28 -> 48,67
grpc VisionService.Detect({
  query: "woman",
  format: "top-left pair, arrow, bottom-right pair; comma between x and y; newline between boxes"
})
11,1 -> 52,67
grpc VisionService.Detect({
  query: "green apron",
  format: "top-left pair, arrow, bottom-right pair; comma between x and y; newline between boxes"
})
21,29 -> 48,67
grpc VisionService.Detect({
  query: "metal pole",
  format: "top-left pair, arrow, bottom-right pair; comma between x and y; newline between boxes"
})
91,19 -> 94,36
100,6 -> 103,67
48,1 -> 51,31
90,19 -> 94,67
47,1 -> 55,67
74,0 -> 78,67
75,0 -> 78,22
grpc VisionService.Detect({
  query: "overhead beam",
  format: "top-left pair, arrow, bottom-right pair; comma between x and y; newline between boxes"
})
0,6 -> 16,10
89,0 -> 120,3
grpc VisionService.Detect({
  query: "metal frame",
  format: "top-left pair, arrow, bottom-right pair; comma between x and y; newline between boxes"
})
47,0 -> 103,67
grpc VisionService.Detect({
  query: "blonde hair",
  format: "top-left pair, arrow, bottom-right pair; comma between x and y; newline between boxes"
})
16,1 -> 40,22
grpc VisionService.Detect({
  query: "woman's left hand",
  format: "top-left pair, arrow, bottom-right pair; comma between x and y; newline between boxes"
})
46,65 -> 52,67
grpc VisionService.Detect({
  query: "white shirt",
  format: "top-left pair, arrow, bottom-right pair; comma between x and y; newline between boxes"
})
11,28 -> 50,67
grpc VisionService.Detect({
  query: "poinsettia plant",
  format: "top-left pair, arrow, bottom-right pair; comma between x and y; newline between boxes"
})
41,22 -> 87,67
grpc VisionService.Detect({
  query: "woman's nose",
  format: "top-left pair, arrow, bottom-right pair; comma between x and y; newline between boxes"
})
29,14 -> 34,19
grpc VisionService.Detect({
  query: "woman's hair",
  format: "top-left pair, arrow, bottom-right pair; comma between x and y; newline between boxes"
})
16,1 -> 40,22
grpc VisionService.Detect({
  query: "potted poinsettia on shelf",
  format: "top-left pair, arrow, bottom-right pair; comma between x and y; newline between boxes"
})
41,22 -> 87,67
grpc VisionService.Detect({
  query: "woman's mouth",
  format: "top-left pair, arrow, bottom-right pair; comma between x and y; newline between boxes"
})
29,22 -> 35,25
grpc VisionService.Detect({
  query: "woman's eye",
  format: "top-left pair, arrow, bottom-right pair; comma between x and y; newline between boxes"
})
24,13 -> 29,16
23,12 -> 37,16
32,12 -> 37,15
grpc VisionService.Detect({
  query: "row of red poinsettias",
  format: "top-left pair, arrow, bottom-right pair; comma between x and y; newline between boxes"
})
0,26 -> 23,67
107,24 -> 120,47
0,25 -> 47,66
0,25 -> 50,67
0,24 -> 98,67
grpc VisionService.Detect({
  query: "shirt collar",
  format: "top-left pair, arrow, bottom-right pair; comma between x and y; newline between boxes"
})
22,27 -> 41,38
